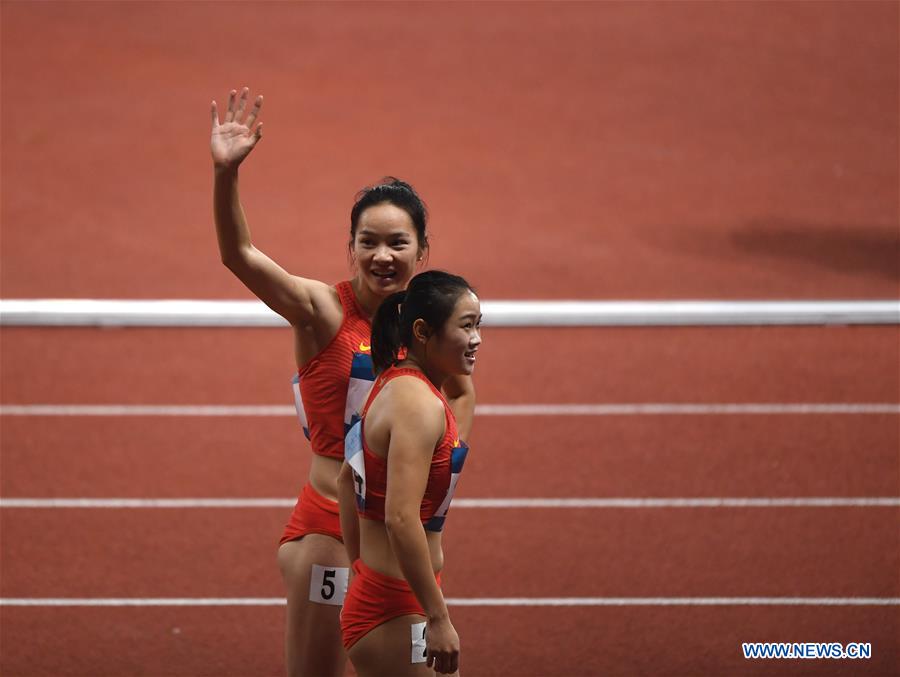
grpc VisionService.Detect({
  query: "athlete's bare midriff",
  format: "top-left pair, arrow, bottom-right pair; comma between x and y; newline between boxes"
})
358,517 -> 444,579
308,453 -> 344,501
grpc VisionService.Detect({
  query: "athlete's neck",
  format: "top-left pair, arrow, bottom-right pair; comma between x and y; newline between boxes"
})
395,352 -> 448,393
349,277 -> 382,319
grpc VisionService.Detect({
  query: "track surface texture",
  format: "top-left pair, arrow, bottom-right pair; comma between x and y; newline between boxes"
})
1,2 -> 898,300
1,2 -> 898,676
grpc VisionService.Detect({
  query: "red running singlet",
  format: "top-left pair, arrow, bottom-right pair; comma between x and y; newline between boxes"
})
344,365 -> 469,533
291,281 -> 375,460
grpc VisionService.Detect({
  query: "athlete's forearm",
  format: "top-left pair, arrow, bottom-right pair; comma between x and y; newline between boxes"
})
386,513 -> 448,621
337,463 -> 361,563
213,166 -> 254,268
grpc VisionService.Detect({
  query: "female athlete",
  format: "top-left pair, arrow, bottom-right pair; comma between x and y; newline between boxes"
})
338,270 -> 481,676
210,88 -> 475,677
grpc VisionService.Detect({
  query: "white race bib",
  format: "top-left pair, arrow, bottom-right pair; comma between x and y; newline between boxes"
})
308,565 -> 349,606
344,420 -> 367,510
411,621 -> 427,664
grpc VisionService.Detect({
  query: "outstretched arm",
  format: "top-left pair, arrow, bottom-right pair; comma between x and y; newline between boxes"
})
211,87 -> 331,326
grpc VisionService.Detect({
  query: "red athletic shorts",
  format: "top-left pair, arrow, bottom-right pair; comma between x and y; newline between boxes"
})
341,558 -> 441,650
279,483 -> 342,545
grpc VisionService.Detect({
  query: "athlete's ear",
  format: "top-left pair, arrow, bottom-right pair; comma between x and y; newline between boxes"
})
412,318 -> 431,344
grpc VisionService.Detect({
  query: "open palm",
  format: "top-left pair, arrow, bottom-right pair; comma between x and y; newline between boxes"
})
211,87 -> 263,168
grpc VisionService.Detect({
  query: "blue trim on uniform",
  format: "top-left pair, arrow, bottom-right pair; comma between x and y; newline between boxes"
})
350,352 -> 375,381
344,412 -> 362,436
424,440 -> 470,533
450,441 -> 469,474
425,514 -> 446,532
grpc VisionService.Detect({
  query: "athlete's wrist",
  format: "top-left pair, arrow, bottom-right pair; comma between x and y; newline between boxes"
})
427,609 -> 450,624
213,163 -> 239,177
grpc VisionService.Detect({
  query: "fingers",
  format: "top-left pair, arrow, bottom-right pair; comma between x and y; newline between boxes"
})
210,100 -> 218,129
245,95 -> 263,128
250,121 -> 263,147
427,650 -> 459,674
221,87 -> 263,131
434,652 -> 454,674
234,87 -> 249,122
224,89 -> 237,123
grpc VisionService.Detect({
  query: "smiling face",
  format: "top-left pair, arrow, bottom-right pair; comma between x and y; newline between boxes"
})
351,202 -> 423,298
421,290 -> 482,378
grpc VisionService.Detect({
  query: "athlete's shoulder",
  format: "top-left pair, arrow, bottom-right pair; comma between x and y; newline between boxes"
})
286,277 -> 341,328
309,280 -> 342,313
382,374 -> 444,424
379,375 -> 445,452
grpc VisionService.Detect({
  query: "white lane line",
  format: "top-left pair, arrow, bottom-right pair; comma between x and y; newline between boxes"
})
0,598 -> 286,607
456,498 -> 900,508
477,403 -> 900,415
0,498 -> 295,508
1,597 -> 897,607
446,597 -> 900,607
1,403 -> 898,416
1,497 -> 897,509
0,405 -> 295,416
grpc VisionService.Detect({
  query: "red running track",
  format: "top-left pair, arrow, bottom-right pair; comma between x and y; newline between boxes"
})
2,1 -> 899,675
3,606 -> 896,677
1,2 -> 897,301
1,326 -> 897,404
2,508 -> 898,599
2,414 -> 898,498
2,326 -> 898,675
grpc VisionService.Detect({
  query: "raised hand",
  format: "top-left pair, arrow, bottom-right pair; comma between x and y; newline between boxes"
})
210,87 -> 263,169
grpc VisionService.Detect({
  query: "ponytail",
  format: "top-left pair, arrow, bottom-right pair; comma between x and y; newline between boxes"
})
370,270 -> 475,375
371,290 -> 407,374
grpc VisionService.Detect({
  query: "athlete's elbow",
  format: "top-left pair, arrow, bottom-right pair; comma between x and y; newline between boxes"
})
219,247 -> 249,271
384,510 -> 418,535
219,248 -> 239,271
219,247 -> 253,279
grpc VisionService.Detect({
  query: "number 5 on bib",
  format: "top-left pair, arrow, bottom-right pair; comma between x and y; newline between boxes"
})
308,564 -> 349,606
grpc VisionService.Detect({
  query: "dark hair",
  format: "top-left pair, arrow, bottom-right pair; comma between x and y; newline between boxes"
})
349,177 -> 429,251
371,270 -> 475,374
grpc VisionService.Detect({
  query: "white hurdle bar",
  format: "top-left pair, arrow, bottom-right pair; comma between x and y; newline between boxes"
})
0,299 -> 898,327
